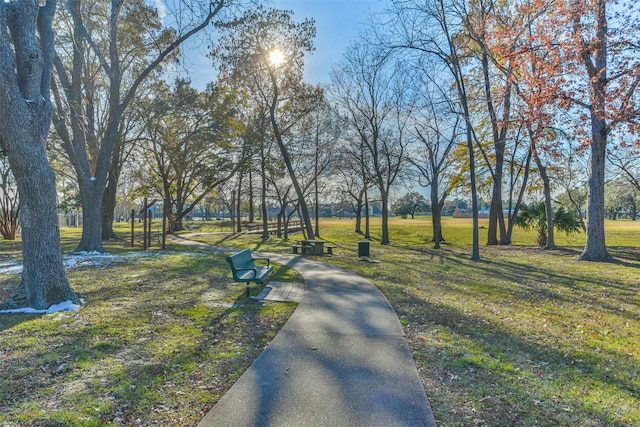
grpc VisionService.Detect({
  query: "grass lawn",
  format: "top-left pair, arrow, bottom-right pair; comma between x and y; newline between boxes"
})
0,226 -> 300,426
192,217 -> 640,426
1,217 -> 639,426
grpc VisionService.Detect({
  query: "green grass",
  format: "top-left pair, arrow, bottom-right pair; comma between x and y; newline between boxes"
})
0,226 -> 299,426
191,217 -> 640,426
1,217 -> 640,426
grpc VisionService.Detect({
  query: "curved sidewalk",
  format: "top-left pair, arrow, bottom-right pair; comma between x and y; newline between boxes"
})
175,237 -> 436,426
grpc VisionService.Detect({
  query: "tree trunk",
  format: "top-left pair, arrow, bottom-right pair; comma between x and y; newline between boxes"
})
248,166 -> 255,223
261,149 -> 269,241
580,124 -> 610,260
488,181 -> 507,245
480,48 -> 510,246
380,187 -> 390,245
163,184 -> 173,234
314,141 -> 320,238
354,205 -> 363,234
276,211 -> 283,238
101,146 -> 120,240
1,137 -> 78,309
364,187 -> 371,240
505,147 -> 532,243
102,177 -> 117,240
314,177 -> 320,238
530,136 -> 555,249
576,1 -> 611,261
230,191 -> 236,233
75,178 -> 107,252
270,111 -> 314,240
10,158 -> 78,309
101,131 -> 125,240
236,170 -> 243,233
430,181 -> 444,249
468,129 -> 481,261
538,158 -> 555,250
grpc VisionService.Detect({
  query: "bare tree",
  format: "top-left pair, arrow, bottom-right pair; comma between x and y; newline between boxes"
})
382,0 -> 481,258
503,123 -> 533,242
408,65 -> 464,248
292,100 -> 340,237
332,40 -> 412,245
333,147 -> 370,235
609,146 -> 640,195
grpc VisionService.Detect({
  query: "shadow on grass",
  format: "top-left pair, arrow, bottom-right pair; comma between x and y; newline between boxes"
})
401,246 -> 640,322
329,245 -> 640,425
0,253 -> 295,425
391,285 -> 638,425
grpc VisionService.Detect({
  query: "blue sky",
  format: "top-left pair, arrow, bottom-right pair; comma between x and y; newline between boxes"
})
185,0 -> 387,88
273,0 -> 387,84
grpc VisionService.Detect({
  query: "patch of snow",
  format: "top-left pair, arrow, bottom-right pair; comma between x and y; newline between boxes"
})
0,263 -> 24,275
0,250 -> 208,276
0,299 -> 82,315
72,250 -> 107,256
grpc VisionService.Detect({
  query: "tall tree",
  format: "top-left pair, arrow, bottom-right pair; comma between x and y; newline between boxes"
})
291,99 -> 340,237
384,0 -> 482,259
333,146 -> 370,235
464,0 -> 515,246
243,103 -> 273,241
409,67 -> 463,248
551,0 -> 640,260
139,79 -> 244,233
488,0 -> 573,249
52,0 -> 229,253
0,0 -> 78,310
332,40 -> 412,245
214,7 -> 321,240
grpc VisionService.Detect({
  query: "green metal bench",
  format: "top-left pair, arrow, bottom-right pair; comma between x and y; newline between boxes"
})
226,249 -> 273,297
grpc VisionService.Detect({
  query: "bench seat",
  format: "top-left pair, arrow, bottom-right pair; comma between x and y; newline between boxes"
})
324,244 -> 338,255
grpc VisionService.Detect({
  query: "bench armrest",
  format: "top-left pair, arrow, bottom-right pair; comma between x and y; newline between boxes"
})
251,257 -> 270,267
233,267 -> 258,279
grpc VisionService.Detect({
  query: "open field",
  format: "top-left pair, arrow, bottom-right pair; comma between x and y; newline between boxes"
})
1,217 -> 639,426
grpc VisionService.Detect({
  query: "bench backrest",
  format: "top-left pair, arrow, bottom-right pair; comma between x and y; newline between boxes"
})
227,249 -> 254,270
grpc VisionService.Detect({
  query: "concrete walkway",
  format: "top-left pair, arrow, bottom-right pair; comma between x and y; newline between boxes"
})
172,236 -> 436,426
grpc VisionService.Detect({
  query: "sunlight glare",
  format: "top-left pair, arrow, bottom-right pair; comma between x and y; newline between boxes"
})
269,49 -> 285,67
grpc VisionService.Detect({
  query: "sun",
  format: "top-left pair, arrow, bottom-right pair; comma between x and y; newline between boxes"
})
268,49 -> 285,67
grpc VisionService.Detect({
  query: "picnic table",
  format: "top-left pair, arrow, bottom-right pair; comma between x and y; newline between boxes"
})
289,240 -> 337,256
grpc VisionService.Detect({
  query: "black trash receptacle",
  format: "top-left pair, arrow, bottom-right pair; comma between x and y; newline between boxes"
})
358,240 -> 370,257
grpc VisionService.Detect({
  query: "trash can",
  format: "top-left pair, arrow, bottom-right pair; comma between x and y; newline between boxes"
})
358,240 -> 370,258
